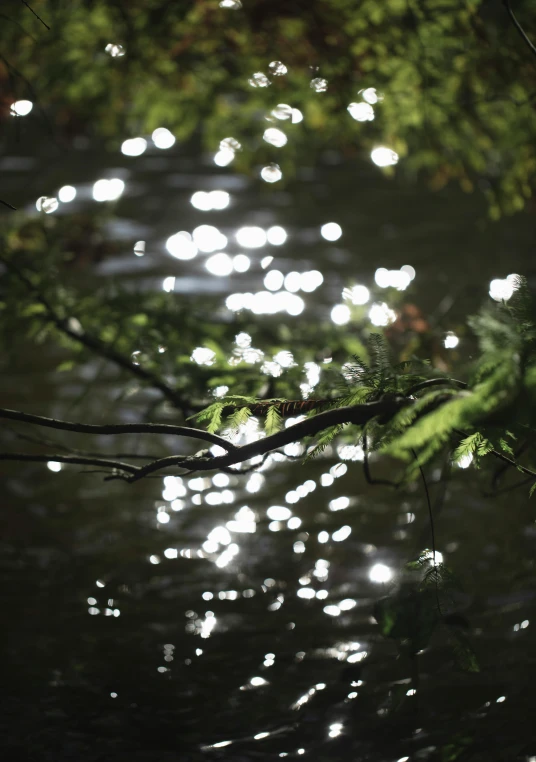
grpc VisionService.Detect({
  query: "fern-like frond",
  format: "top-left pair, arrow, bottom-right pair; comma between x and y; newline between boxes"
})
226,406 -> 252,431
264,404 -> 283,435
305,423 -> 347,460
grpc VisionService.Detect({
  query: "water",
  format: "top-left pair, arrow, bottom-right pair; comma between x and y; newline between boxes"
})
1,121 -> 536,760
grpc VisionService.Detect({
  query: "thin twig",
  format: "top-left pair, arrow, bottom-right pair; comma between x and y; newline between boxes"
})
362,430 -> 400,488
0,452 -> 137,474
0,199 -> 16,210
21,0 -> 50,30
405,378 -> 467,397
453,428 -> 536,479
0,254 -> 191,415
412,448 -> 442,616
503,0 -> 536,61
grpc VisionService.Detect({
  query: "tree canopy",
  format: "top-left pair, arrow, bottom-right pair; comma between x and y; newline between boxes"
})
2,0 -> 536,214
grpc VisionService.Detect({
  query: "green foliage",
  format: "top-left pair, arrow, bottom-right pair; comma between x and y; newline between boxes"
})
2,0 -> 536,212
264,403 -> 283,436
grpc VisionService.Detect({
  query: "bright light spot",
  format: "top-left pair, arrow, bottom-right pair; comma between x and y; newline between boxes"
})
271,104 -> 292,121
261,164 -> 283,183
457,452 -> 473,469
332,525 -> 352,542
162,276 -> 175,292
152,127 -> 175,149
267,225 -> 287,245
292,108 -> 304,123
489,276 -> 519,302
324,605 -> 341,617
88,607 -> 100,615
298,271 -> 322,293
214,149 -> 235,166
444,332 -> 459,349
331,304 -> 351,325
250,676 -> 268,686
261,256 -> 273,269
293,541 -> 306,553
316,589 -> 328,600
321,222 -> 342,241
268,506 -> 291,521
371,147 -> 399,167
233,254 -> 250,272
164,548 -> 178,559
269,61 -> 288,76
369,563 -> 393,583
254,732 -> 270,740
288,517 -> 302,529
191,347 -> 216,365
200,612 -> 217,638
328,722 -> 343,738
47,461 -> 62,472
193,224 -> 227,253
157,511 -> 170,524
121,137 -> 147,156
236,226 -> 267,249
375,268 -> 411,290
401,264 -> 416,280
58,185 -> 76,203
206,253 -> 233,276
338,444 -> 364,461
36,196 -> 58,214
284,272 -> 302,293
347,102 -> 374,121
166,231 -> 198,260
362,87 -> 379,104
249,72 -> 271,88
264,270 -> 284,291
329,496 -> 350,512
190,191 -> 212,211
344,285 -> 370,305
92,178 -> 125,202
212,740 -> 233,748
321,474 -> 334,487
105,43 -> 125,57
496,695 -> 506,703
149,555 -> 161,564
297,588 -> 316,600
339,598 -> 356,611
246,473 -> 264,493
208,526 -> 232,545
369,302 -> 396,326
10,99 -> 33,116
220,0 -> 241,7
264,128 -> 288,148
311,77 -> 328,92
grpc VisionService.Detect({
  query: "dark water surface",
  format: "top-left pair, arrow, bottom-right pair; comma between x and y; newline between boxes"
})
1,124 -> 536,761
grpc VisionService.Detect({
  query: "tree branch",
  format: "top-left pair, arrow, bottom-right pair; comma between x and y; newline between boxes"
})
0,254 -> 191,416
0,452 -> 137,474
503,0 -> 536,61
0,407 -> 238,452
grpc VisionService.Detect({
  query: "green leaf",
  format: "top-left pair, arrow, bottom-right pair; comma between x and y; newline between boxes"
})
264,404 -> 282,436
56,360 -> 75,372
21,303 -> 47,317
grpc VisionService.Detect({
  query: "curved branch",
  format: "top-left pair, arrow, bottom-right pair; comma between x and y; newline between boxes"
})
0,255 -> 190,415
503,0 -> 536,61
121,398 -> 408,482
405,378 -> 467,397
0,407 -> 238,452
